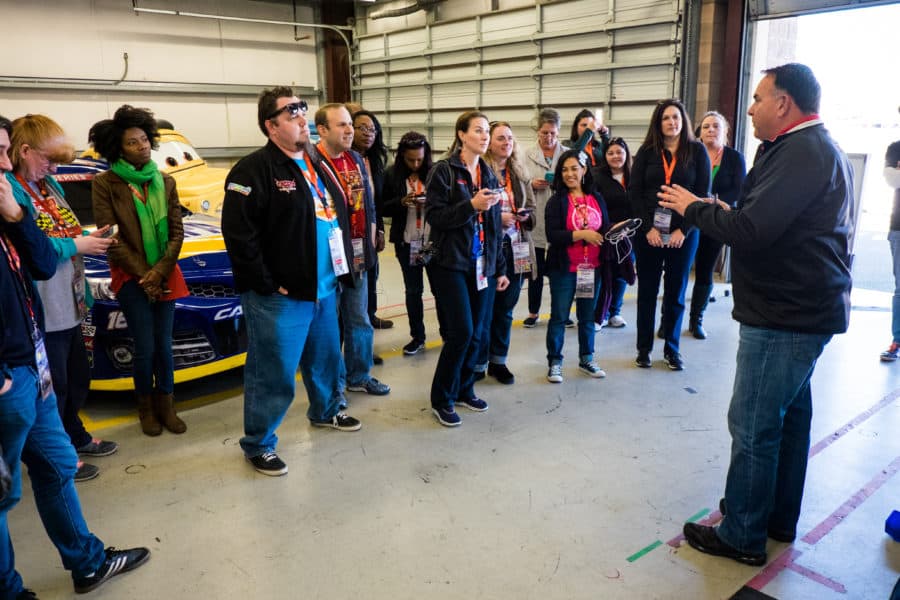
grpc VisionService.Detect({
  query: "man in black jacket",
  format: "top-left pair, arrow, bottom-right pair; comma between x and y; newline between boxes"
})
222,89 -> 363,477
0,115 -> 149,596
658,64 -> 852,566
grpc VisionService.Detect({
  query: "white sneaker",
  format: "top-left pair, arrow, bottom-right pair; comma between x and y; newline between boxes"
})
578,361 -> 606,378
547,364 -> 563,383
594,322 -> 603,332
607,315 -> 627,328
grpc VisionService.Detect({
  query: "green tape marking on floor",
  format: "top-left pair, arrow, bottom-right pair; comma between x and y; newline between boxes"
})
686,508 -> 711,523
626,540 -> 663,563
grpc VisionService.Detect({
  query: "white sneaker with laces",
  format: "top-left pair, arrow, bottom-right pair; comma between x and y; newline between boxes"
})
547,364 -> 563,383
608,315 -> 627,328
579,361 -> 607,378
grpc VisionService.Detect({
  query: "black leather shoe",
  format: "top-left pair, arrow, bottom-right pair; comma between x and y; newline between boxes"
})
373,355 -> 384,365
682,523 -> 766,566
371,316 -> 394,329
656,325 -> 665,339
473,370 -> 486,382
635,352 -> 652,368
487,362 -> 515,385
690,319 -> 707,340
664,352 -> 684,371
718,498 -> 797,543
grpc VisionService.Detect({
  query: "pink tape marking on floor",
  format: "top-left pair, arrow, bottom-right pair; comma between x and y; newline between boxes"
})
801,454 -> 900,545
747,549 -> 847,594
808,389 -> 900,459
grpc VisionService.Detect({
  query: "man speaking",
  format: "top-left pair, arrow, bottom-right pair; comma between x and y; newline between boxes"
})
658,63 -> 853,566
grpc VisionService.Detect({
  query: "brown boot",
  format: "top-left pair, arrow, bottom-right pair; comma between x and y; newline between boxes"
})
155,392 -> 187,434
137,393 -> 162,436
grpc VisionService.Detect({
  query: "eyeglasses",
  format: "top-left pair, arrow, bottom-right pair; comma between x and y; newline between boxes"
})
267,100 -> 308,121
354,125 -> 377,135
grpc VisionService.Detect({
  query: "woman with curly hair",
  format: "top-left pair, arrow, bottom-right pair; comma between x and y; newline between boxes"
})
90,105 -> 188,436
381,131 -> 434,355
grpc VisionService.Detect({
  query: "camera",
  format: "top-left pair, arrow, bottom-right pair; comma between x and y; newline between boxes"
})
414,241 -> 437,266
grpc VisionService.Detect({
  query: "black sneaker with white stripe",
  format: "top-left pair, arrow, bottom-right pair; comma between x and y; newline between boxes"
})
248,451 -> 288,476
73,546 -> 151,594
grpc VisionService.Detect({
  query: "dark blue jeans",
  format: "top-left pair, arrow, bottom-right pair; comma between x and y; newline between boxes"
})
426,264 -> 492,409
717,325 -> 831,554
546,268 -> 601,365
115,280 -> 176,395
0,366 -> 105,596
45,326 -> 92,449
633,229 -> 699,356
693,232 -> 723,287
395,242 -> 426,342
488,243 -> 524,364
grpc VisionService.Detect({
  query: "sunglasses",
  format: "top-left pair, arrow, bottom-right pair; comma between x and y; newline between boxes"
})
267,100 -> 308,121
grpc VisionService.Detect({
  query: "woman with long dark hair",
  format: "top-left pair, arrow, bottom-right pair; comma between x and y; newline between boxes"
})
629,99 -> 710,371
91,105 -> 189,435
424,111 -> 509,427
566,109 -> 610,168
382,131 -> 434,355
544,149 -> 610,383
688,111 -> 746,339
352,109 -> 393,334
591,137 -> 635,328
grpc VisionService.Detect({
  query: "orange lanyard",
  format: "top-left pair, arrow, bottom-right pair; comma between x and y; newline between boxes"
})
127,182 -> 150,203
15,175 -> 81,238
472,163 -> 484,253
316,143 -> 357,207
587,141 -> 597,166
297,154 -> 332,220
661,151 -> 677,186
709,147 -> 723,170
501,168 -> 519,231
409,176 -> 424,230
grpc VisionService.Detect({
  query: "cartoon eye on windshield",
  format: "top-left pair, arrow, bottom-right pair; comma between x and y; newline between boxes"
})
166,157 -> 178,167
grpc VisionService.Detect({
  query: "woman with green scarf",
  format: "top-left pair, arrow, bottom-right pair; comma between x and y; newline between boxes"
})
90,105 -> 188,436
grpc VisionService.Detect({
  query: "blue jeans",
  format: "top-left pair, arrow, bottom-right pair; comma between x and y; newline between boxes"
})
607,278 -> 627,318
338,271 -> 374,388
115,280 -> 176,395
634,229 -> 699,356
45,326 -> 92,449
889,230 -> 900,343
395,243 -> 426,342
546,269 -> 602,364
426,264 -> 492,409
717,325 -> 831,554
488,242 -> 524,364
240,291 -> 342,457
0,366 -> 105,596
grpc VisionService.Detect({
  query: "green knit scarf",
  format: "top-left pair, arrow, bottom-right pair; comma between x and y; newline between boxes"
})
110,158 -> 169,266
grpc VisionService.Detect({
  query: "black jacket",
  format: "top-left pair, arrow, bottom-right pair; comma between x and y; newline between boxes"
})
222,141 -> 355,300
591,169 -> 632,224
630,140 -> 710,235
424,153 -> 505,277
1,214 -> 57,368
382,164 -> 418,246
711,146 -> 746,208
544,188 -> 610,274
684,122 -> 852,334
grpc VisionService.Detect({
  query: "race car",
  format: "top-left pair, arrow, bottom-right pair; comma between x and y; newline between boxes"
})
55,145 -> 246,391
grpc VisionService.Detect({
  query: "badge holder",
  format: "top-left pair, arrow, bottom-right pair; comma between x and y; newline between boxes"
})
653,207 -> 672,246
33,327 -> 54,400
351,237 -> 365,272
512,241 -> 532,274
575,263 -> 595,299
328,228 -> 350,276
475,255 -> 488,291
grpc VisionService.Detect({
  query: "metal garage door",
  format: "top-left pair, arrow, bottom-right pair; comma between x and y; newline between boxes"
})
352,0 -> 690,151
749,0 -> 898,19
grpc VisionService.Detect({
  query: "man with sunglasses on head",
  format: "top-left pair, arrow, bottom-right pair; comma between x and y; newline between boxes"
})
0,115 -> 150,597
314,103 -> 390,402
222,88 -> 363,478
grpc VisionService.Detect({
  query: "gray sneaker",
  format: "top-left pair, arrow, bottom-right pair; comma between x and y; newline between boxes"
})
578,361 -> 607,378
347,377 -> 390,395
547,364 -> 563,383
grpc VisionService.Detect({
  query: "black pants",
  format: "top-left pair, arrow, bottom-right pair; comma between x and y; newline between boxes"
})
45,325 -> 93,449
526,246 -> 547,315
634,230 -> 699,356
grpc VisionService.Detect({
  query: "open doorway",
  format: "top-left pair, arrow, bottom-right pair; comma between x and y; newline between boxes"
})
742,3 -> 900,296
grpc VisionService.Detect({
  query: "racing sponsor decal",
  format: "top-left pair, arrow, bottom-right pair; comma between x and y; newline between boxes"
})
214,305 -> 243,321
227,182 -> 252,196
107,311 -> 129,330
275,179 -> 297,193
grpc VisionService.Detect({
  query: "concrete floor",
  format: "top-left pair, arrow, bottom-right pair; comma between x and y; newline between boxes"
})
10,258 -> 900,600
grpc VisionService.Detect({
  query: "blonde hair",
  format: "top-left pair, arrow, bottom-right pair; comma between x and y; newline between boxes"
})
485,121 -> 527,182
9,114 -> 75,169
